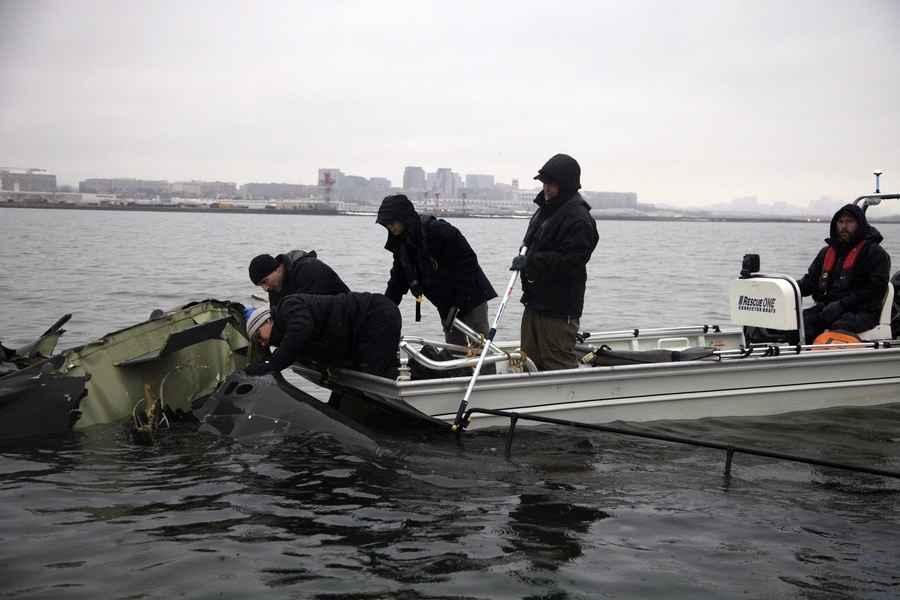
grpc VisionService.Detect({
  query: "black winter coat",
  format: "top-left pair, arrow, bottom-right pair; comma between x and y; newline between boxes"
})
267,292 -> 380,372
797,204 -> 891,316
519,191 -> 599,319
267,250 -> 350,307
383,212 -> 496,319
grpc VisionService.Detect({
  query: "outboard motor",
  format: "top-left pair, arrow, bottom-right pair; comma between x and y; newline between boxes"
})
729,254 -> 803,345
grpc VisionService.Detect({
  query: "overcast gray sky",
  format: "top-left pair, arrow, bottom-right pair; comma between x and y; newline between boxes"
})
1,0 -> 898,207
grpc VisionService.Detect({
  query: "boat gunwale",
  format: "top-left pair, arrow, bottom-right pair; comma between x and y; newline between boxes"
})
294,344 -> 900,401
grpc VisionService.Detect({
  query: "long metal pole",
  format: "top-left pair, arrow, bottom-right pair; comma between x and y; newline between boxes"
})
452,246 -> 527,431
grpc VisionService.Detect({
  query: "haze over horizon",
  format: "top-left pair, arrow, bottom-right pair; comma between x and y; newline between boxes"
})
1,0 -> 899,209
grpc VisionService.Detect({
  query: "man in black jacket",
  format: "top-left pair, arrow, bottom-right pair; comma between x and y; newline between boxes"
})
797,203 -> 891,343
510,154 -> 599,371
248,250 -> 350,306
243,292 -> 401,378
376,194 -> 497,347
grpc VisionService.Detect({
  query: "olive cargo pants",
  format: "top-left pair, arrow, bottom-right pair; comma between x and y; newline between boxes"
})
520,307 -> 579,371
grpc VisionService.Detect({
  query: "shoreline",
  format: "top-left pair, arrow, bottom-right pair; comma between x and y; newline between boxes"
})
3,200 -> 899,224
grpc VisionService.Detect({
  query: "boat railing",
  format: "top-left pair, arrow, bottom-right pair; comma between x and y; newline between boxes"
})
398,340 -> 539,373
462,407 -> 900,482
580,324 -> 727,339
399,334 -> 895,377
717,340 -> 895,360
447,317 -> 507,355
854,192 -> 900,211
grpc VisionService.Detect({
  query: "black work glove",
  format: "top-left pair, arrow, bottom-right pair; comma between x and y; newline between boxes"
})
820,301 -> 844,324
243,361 -> 272,376
409,280 -> 423,298
509,255 -> 528,271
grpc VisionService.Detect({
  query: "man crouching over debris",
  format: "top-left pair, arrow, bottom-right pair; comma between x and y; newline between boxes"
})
243,292 -> 401,379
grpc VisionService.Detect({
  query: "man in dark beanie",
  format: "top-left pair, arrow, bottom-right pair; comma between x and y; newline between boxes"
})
376,194 -> 497,349
509,154 -> 599,371
248,250 -> 350,307
796,203 -> 890,343
243,292 -> 401,379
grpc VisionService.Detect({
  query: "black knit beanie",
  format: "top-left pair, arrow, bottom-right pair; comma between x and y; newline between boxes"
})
248,254 -> 278,284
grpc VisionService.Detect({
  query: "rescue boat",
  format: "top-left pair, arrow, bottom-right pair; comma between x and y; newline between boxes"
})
296,192 -> 900,431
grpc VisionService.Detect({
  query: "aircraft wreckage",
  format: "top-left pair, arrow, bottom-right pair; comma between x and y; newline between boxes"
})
0,299 -> 441,446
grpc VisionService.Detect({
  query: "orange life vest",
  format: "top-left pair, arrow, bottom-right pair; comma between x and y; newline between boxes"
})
812,330 -> 861,347
819,239 -> 866,292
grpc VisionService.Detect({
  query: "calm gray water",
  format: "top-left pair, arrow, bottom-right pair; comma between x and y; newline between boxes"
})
2,208 -> 900,598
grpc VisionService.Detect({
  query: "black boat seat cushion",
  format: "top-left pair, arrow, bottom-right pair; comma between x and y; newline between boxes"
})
587,345 -> 716,367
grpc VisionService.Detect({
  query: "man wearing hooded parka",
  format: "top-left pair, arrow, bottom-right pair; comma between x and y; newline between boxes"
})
375,194 -> 497,346
797,203 -> 891,343
511,154 -> 599,371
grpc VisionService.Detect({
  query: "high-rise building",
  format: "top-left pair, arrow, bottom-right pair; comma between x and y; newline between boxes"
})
433,168 -> 456,197
402,166 -> 426,191
465,174 -> 495,190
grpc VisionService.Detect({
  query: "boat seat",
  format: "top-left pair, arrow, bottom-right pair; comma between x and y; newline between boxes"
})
858,282 -> 894,341
584,345 -> 716,367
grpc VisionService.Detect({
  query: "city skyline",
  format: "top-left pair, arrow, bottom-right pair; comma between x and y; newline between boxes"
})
2,1 -> 899,209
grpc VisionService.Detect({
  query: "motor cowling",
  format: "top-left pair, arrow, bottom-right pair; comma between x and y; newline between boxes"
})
729,277 -> 799,332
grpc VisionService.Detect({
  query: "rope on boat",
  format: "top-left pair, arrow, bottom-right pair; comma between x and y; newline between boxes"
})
462,408 -> 900,481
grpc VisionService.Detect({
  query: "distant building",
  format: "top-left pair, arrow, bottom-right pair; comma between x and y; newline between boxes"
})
318,168 -> 343,187
240,182 -> 315,200
809,195 -> 842,216
465,174 -> 495,190
171,180 -> 237,198
1,168 -> 56,193
79,178 -> 169,196
432,168 -> 456,198
402,166 -> 426,191
369,177 -> 392,194
338,175 -> 373,205
317,168 -> 343,203
582,191 -> 638,210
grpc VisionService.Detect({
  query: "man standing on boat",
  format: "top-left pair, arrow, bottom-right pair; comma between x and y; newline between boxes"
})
248,250 -> 350,307
243,292 -> 401,378
797,203 -> 891,343
509,154 -> 599,371
375,194 -> 497,347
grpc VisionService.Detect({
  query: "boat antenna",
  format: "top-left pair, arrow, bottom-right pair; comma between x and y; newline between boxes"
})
874,170 -> 883,194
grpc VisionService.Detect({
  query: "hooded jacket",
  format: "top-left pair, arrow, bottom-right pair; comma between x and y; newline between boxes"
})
267,250 -> 350,307
519,155 -> 599,319
377,195 -> 497,319
266,292 -> 398,373
797,204 -> 891,315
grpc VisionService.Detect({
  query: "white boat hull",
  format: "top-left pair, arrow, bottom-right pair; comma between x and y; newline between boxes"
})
295,347 -> 900,429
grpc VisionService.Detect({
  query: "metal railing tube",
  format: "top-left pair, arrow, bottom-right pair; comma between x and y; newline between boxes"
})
449,318 -> 507,355
400,341 -> 533,372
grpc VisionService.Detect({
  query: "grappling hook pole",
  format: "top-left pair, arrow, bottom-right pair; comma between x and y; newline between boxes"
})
452,246 -> 527,432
